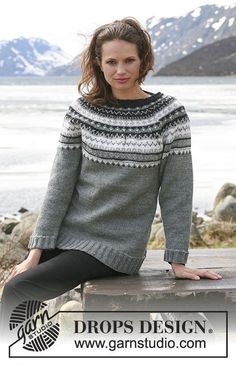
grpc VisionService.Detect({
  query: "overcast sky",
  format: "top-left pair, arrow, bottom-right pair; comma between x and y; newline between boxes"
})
0,0 -> 235,57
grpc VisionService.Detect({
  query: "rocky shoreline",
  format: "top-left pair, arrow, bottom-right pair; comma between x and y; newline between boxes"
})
1,182 -> 236,293
151,182 -> 236,249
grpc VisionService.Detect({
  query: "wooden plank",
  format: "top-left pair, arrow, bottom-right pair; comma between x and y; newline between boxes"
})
82,248 -> 236,312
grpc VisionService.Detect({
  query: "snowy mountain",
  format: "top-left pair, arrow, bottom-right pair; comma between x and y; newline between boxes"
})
2,3 -> 236,77
147,2 -> 236,73
0,37 -> 72,76
155,35 -> 236,76
46,53 -> 81,76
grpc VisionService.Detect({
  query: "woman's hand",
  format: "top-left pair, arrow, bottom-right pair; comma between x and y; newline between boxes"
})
171,263 -> 222,280
6,248 -> 43,282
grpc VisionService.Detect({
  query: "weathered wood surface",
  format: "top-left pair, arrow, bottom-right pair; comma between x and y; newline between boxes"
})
82,248 -> 236,312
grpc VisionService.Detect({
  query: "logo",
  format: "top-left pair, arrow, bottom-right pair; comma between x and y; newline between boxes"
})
9,300 -> 60,352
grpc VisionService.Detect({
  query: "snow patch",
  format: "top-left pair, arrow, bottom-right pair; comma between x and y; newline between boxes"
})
29,39 -> 36,48
228,17 -> 235,27
147,16 -> 160,29
205,18 -> 214,28
33,47 -> 70,66
0,40 -> 8,50
11,47 -> 19,55
212,16 -> 226,31
224,2 -> 236,9
15,62 -> 24,69
197,38 -> 203,43
13,54 -> 43,75
190,7 -> 201,18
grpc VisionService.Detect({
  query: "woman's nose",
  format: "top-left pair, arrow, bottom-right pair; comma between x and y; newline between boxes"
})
116,63 -> 126,74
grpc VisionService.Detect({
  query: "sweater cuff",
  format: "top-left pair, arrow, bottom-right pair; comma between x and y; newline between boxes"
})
28,235 -> 57,250
164,249 -> 188,264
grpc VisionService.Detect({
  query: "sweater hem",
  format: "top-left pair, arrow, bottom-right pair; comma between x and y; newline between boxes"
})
56,232 -> 146,275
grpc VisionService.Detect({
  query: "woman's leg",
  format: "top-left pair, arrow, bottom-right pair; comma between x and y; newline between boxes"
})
0,249 -> 126,336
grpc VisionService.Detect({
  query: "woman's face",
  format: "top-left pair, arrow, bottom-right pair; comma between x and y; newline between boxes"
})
99,39 -> 142,98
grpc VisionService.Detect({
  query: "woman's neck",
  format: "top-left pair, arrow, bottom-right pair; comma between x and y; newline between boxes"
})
112,86 -> 151,100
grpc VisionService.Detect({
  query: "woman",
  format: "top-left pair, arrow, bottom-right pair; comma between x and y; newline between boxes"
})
1,17 -> 221,328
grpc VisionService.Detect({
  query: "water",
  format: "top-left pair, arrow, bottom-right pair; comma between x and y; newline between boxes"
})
0,76 -> 236,216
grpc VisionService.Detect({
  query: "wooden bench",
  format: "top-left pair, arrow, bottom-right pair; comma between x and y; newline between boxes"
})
81,248 -> 236,314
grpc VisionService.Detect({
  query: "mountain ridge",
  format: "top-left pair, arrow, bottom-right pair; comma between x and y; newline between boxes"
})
0,37 -> 71,76
147,3 -> 236,74
154,35 -> 236,76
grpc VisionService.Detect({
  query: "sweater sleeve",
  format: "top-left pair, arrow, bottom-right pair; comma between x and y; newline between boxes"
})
158,103 -> 193,264
28,103 -> 82,250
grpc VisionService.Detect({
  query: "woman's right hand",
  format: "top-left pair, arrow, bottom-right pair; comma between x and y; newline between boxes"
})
6,248 -> 43,282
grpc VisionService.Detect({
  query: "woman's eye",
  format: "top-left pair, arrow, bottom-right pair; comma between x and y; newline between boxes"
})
106,59 -> 135,65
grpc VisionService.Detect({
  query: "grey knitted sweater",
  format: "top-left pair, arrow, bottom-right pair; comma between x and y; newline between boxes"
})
28,91 -> 193,275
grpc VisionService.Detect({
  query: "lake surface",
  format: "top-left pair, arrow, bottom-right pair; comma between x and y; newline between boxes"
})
0,76 -> 236,216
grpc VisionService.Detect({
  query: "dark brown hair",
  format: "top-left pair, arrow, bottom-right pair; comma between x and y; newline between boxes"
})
78,17 -> 154,105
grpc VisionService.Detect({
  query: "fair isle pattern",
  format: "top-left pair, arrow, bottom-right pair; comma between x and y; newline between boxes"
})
59,112 -> 82,149
58,92 -> 191,168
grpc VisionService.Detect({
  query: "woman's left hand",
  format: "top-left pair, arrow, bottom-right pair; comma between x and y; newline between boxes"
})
171,263 -> 222,280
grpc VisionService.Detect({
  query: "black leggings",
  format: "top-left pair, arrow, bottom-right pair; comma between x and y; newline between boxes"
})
0,248 -> 126,333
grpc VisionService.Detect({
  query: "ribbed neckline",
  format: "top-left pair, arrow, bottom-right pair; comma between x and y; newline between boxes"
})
112,90 -> 162,108
80,91 -> 163,110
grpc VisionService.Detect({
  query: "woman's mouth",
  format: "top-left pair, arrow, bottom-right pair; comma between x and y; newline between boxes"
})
114,78 -> 130,84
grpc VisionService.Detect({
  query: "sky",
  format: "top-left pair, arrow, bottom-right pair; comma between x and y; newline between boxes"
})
0,0 -> 235,58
